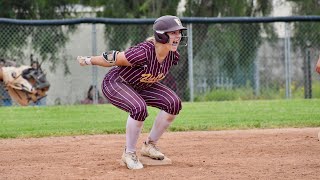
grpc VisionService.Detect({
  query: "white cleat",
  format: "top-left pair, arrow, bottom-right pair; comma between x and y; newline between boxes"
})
141,141 -> 165,160
121,150 -> 143,170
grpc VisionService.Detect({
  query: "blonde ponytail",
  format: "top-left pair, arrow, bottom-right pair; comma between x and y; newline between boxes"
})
146,36 -> 155,43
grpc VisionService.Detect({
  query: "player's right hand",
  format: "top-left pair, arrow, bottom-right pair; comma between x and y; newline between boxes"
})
77,56 -> 91,66
316,55 -> 320,74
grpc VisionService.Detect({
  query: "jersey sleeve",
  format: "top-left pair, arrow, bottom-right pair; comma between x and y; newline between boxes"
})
124,44 -> 148,66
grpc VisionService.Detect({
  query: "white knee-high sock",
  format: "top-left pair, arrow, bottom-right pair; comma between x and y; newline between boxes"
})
147,110 -> 176,144
126,116 -> 144,153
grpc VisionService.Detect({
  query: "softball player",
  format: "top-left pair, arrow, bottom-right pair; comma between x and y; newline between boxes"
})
77,15 -> 187,170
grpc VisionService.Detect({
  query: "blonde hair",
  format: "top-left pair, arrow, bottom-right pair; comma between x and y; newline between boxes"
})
146,36 -> 155,43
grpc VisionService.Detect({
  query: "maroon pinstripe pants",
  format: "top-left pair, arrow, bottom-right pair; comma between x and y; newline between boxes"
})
101,77 -> 182,121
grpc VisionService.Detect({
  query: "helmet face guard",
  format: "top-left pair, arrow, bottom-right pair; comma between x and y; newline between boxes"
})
153,15 -> 187,44
179,32 -> 188,46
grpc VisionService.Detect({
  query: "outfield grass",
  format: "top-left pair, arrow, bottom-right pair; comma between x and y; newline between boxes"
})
0,99 -> 319,139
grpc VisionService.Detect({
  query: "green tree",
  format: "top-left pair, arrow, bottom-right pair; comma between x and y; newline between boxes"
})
287,0 -> 320,55
182,0 -> 274,95
0,0 -> 78,74
87,0 -> 181,49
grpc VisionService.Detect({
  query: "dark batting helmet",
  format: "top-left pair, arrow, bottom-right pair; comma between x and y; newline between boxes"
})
153,15 -> 187,44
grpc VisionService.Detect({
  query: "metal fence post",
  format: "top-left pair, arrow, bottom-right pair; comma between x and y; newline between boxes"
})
304,43 -> 312,99
187,23 -> 194,102
284,23 -> 292,99
254,57 -> 260,96
92,23 -> 98,104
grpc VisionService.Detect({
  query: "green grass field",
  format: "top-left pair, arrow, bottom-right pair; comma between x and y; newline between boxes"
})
0,99 -> 319,139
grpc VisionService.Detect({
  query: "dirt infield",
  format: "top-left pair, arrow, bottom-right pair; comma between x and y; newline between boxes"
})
0,128 -> 319,180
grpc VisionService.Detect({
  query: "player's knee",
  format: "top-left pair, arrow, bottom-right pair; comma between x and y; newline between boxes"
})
131,104 -> 148,121
167,96 -> 182,115
165,112 -> 176,123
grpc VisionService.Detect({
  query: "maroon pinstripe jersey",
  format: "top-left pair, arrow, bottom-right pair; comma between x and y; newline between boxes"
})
105,41 -> 180,91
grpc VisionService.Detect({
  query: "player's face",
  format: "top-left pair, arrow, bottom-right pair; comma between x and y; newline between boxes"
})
167,30 -> 182,51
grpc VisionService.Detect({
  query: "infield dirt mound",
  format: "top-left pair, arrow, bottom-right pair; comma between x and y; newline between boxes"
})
0,128 -> 319,180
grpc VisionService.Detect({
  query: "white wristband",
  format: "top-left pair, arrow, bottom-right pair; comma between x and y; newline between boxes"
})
84,56 -> 92,65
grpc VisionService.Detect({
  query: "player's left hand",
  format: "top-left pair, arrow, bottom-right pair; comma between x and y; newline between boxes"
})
316,55 -> 320,74
2,66 -> 50,106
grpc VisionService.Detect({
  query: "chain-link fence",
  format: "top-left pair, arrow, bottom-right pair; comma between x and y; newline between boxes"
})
0,17 -> 320,106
